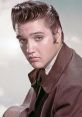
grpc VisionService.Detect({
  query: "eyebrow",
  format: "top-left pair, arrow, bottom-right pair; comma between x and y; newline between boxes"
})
29,32 -> 44,36
16,32 -> 44,39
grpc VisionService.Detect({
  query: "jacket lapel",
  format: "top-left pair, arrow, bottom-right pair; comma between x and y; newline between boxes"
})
40,43 -> 73,93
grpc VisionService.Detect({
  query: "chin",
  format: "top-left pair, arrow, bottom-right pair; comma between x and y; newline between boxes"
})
31,63 -> 44,69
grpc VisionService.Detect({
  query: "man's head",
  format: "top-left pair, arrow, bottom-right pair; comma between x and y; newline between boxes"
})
11,0 -> 64,40
11,1 -> 64,68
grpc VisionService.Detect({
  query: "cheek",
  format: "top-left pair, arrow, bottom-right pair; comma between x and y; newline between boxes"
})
20,45 -> 27,56
42,37 -> 51,45
42,42 -> 54,54
40,45 -> 51,58
40,42 -> 55,60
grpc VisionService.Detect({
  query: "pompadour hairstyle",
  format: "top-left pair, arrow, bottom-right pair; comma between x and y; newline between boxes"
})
11,0 -> 64,40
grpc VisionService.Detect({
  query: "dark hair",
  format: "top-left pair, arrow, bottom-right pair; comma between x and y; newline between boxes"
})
11,0 -> 64,40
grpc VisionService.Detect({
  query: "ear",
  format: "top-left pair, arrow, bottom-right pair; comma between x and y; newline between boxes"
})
53,27 -> 62,43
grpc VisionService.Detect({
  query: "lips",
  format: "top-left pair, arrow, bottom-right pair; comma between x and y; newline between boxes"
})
29,57 -> 40,62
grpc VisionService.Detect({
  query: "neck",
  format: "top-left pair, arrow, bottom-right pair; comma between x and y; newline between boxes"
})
45,43 -> 63,74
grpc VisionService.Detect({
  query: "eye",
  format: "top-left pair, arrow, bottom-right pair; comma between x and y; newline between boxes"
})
34,35 -> 44,41
19,38 -> 27,44
16,35 -> 27,44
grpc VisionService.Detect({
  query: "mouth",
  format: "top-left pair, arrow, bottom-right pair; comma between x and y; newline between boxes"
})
29,57 -> 40,62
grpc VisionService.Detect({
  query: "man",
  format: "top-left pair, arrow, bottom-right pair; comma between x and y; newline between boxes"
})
3,0 -> 82,117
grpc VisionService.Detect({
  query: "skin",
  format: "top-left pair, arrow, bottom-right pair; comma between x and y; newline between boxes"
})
15,19 -> 62,69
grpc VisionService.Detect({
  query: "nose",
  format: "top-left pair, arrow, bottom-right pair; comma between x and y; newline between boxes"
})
26,41 -> 35,55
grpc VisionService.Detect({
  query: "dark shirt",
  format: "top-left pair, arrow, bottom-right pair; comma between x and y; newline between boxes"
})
29,69 -> 48,117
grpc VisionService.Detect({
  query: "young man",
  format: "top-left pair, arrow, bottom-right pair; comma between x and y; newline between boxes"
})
3,1 -> 82,117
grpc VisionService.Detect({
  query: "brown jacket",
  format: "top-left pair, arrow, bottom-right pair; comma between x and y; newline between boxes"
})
3,43 -> 82,117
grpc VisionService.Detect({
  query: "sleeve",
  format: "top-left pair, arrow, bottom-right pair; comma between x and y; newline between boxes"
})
3,87 -> 36,117
53,85 -> 82,117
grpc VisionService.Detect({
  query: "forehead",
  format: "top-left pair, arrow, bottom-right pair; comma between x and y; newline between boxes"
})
15,19 -> 50,34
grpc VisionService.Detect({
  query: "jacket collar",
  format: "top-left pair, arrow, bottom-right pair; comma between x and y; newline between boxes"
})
28,43 -> 73,94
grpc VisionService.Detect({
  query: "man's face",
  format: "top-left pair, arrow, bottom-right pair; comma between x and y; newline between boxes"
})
16,19 -> 61,68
